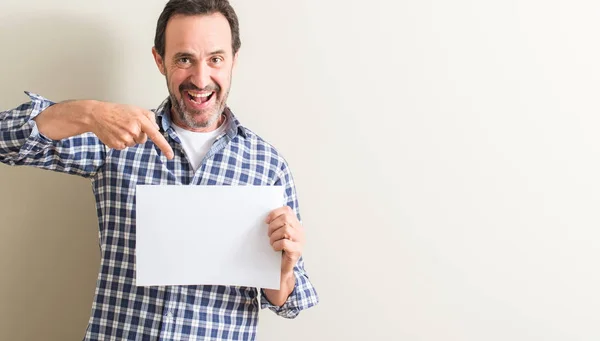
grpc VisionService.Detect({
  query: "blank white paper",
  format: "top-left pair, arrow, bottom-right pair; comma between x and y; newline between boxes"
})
135,185 -> 284,289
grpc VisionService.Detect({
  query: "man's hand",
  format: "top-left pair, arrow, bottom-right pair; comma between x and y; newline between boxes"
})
34,100 -> 174,159
89,102 -> 173,159
266,205 -> 305,275
263,205 -> 304,306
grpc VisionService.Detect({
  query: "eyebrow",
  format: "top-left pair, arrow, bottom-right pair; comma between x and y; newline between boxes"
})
173,50 -> 227,59
208,49 -> 226,56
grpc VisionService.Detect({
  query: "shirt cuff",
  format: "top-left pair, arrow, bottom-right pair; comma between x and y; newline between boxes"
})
24,91 -> 56,141
260,268 -> 319,319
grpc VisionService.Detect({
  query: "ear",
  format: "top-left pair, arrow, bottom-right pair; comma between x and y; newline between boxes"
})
152,46 -> 166,76
232,51 -> 239,70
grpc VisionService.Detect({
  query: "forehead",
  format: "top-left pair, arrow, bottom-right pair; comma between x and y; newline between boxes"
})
164,13 -> 232,55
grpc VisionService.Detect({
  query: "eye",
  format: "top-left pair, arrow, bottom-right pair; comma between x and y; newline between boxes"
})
211,56 -> 224,65
177,57 -> 191,66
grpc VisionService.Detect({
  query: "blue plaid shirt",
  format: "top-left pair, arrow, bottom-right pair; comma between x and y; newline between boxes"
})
0,92 -> 319,341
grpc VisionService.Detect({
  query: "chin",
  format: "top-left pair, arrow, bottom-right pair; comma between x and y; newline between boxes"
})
182,112 -> 216,128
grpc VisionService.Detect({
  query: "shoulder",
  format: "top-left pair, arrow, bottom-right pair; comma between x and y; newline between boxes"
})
238,126 -> 293,176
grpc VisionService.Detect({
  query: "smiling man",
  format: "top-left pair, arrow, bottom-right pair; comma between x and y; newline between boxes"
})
155,13 -> 231,131
0,0 -> 318,340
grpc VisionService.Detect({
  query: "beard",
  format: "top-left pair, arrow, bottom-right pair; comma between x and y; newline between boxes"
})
167,76 -> 231,129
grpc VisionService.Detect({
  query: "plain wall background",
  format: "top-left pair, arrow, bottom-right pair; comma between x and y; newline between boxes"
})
1,0 -> 600,340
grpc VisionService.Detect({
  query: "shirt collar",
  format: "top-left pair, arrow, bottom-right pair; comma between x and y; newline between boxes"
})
153,96 -> 247,139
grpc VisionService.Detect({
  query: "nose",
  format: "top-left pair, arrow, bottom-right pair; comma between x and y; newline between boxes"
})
190,60 -> 212,90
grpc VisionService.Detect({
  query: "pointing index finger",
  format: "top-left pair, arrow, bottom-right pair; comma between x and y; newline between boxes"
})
140,116 -> 173,159
142,109 -> 160,130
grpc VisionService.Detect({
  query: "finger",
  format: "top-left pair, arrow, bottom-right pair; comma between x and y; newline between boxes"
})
265,205 -> 294,224
272,238 -> 297,253
140,116 -> 174,159
267,218 -> 287,237
134,132 -> 148,145
118,131 -> 136,148
270,224 -> 296,245
109,141 -> 128,150
267,212 -> 296,236
141,109 -> 160,130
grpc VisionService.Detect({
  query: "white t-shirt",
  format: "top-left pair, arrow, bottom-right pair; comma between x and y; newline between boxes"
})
171,117 -> 228,172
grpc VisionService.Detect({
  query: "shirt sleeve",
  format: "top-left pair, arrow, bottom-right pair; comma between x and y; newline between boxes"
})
0,91 -> 106,178
261,158 -> 319,318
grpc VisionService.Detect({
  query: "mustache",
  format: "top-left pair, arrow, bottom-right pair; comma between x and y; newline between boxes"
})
179,82 -> 220,93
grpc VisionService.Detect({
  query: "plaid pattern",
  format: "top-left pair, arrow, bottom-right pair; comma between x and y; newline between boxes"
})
0,91 -> 319,341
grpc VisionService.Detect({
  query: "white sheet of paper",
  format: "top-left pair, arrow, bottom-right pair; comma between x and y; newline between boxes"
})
135,185 -> 284,289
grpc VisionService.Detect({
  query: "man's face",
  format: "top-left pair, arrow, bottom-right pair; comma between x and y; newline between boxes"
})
152,13 -> 237,131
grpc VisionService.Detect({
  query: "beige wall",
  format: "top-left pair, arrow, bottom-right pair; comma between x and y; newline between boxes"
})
2,0 -> 600,340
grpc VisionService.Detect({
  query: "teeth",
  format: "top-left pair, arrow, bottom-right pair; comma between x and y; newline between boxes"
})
188,91 -> 212,98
